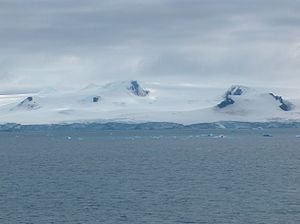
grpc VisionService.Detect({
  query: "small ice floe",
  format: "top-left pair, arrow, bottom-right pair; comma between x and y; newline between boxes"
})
66,136 -> 72,140
77,137 -> 84,141
213,134 -> 225,139
151,136 -> 162,139
296,135 -> 300,138
262,134 -> 273,137
253,127 -> 264,130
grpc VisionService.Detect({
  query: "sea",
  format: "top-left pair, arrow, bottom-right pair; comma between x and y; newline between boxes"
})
0,129 -> 299,224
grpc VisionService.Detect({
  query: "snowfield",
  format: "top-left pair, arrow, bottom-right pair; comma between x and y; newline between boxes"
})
1,80 -> 300,125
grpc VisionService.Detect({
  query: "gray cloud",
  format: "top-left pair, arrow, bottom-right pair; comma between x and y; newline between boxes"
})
0,0 -> 300,90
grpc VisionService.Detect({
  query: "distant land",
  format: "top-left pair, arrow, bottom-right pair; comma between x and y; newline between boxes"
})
2,121 -> 300,132
1,80 -> 300,125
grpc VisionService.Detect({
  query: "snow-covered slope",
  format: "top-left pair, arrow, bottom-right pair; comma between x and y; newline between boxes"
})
1,81 -> 300,125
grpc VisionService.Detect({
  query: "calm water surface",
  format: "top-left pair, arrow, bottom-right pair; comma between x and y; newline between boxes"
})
0,129 -> 300,224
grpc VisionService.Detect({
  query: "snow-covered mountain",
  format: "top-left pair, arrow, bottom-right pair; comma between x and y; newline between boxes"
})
1,80 -> 300,125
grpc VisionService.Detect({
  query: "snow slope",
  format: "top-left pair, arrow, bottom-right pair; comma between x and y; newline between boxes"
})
1,80 -> 300,125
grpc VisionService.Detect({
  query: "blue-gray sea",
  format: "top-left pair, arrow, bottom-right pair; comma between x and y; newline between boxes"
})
0,129 -> 300,224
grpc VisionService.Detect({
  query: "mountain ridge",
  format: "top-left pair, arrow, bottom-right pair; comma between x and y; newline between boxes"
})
1,80 -> 300,125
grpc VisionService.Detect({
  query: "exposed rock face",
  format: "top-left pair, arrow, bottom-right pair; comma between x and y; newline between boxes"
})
225,86 -> 245,97
269,93 -> 293,111
217,85 -> 246,109
14,97 -> 41,110
127,80 -> 150,97
217,98 -> 235,108
92,96 -> 101,103
217,86 -> 294,111
79,95 -> 102,103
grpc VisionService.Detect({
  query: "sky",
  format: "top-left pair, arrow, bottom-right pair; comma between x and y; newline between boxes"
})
0,0 -> 300,91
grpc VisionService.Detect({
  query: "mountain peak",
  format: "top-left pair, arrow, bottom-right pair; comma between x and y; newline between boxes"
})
127,80 -> 150,97
269,93 -> 293,111
225,85 -> 248,98
217,85 -> 248,109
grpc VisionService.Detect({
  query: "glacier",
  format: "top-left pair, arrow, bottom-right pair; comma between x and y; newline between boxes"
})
1,80 -> 300,127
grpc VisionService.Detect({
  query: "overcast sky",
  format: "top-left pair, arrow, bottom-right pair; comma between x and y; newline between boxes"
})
0,0 -> 300,90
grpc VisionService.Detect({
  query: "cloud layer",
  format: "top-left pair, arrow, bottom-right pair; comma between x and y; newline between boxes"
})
0,0 -> 300,90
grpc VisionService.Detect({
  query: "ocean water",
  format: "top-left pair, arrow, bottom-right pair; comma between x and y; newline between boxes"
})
0,129 -> 300,224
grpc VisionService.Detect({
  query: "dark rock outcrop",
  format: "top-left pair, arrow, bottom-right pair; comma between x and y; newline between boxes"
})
269,93 -> 293,111
225,86 -> 245,97
127,80 -> 150,97
92,96 -> 101,103
217,98 -> 235,108
217,85 -> 245,109
13,96 -> 40,110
